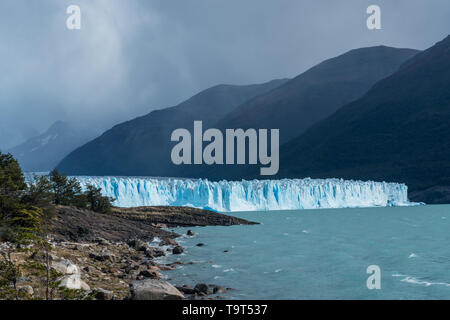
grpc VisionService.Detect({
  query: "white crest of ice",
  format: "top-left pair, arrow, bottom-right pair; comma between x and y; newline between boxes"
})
69,176 -> 414,212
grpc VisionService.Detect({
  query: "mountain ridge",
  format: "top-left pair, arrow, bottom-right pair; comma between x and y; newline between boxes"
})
272,35 -> 450,203
170,45 -> 420,180
56,79 -> 288,176
215,45 -> 420,144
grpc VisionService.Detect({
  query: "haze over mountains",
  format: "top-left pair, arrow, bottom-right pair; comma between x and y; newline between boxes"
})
56,80 -> 287,176
54,35 -> 450,203
167,46 -> 420,180
217,46 -> 419,144
56,45 -> 418,179
7,121 -> 97,172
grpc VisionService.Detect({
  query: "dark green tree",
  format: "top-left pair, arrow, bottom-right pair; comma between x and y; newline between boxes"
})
0,153 -> 26,197
0,153 -> 27,235
48,169 -> 82,206
0,152 -> 45,299
84,185 -> 113,214
22,174 -> 54,207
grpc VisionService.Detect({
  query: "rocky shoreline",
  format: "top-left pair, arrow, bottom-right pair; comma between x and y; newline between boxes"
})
0,205 -> 258,300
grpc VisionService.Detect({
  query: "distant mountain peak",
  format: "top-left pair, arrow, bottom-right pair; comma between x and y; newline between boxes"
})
48,120 -> 69,130
8,121 -> 97,172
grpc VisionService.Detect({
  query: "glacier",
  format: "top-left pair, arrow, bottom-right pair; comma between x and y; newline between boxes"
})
66,176 -> 413,212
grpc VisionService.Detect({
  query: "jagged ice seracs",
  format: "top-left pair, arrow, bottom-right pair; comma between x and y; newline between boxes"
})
69,176 -> 414,212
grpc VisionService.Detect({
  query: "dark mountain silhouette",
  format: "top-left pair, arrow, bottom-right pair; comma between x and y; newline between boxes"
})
8,121 -> 97,172
56,79 -> 288,176
216,46 -> 419,144
273,35 -> 450,203
172,46 -> 420,180
57,45 -> 420,179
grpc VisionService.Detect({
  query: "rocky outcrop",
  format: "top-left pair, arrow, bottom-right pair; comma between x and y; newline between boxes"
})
0,204 -> 258,300
111,206 -> 258,227
50,206 -> 177,243
50,205 -> 257,243
130,279 -> 184,300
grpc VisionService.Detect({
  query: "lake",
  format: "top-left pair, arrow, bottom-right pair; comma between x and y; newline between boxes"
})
159,204 -> 450,299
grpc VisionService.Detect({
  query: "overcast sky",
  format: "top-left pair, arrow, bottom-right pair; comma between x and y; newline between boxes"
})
0,0 -> 449,149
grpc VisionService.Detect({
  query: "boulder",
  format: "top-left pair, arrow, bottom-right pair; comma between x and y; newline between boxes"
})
59,274 -> 90,291
127,239 -> 150,252
137,243 -> 151,253
80,280 -> 91,291
18,285 -> 34,296
94,237 -> 110,245
83,266 -> 93,273
160,238 -> 178,246
126,239 -> 140,248
124,263 -> 140,274
187,230 -> 195,236
59,275 -> 77,289
176,286 -> 196,295
51,259 -> 79,275
89,249 -> 115,262
130,279 -> 184,300
148,265 -> 161,273
100,249 -> 116,262
159,265 -> 175,271
213,286 -> 227,294
154,248 -> 166,257
89,253 -> 102,261
144,247 -> 165,258
94,288 -> 114,300
194,283 -> 210,295
172,246 -> 184,255
54,258 -> 91,291
138,269 -> 162,279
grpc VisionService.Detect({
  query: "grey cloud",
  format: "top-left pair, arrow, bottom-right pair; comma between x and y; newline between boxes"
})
0,0 -> 449,149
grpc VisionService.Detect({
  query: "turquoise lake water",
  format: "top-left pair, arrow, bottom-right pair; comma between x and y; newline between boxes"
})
159,204 -> 450,299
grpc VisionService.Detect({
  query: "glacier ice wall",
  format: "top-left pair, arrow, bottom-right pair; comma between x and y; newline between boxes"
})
70,176 -> 412,212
